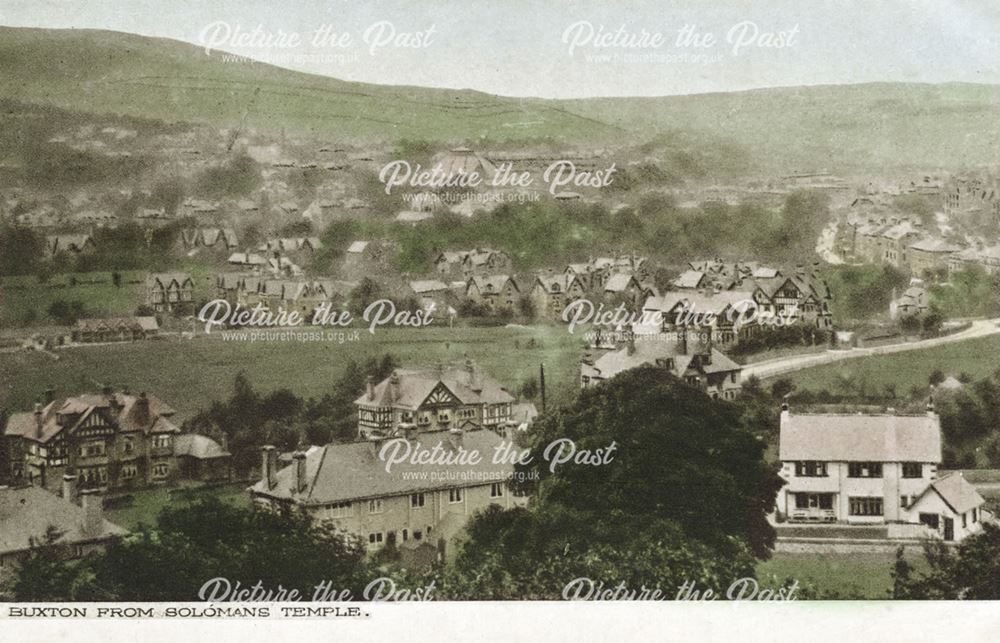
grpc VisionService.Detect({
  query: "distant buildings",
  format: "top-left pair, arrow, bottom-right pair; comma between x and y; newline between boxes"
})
434,248 -> 512,279
776,404 -> 990,542
72,316 -> 159,343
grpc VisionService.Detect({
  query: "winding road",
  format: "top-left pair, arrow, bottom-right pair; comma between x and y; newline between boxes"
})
743,318 -> 1000,380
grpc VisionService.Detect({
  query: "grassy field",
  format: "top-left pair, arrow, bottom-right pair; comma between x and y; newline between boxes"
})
0,325 -> 584,421
766,334 -> 1000,395
105,481 -> 252,530
756,552 -> 903,599
0,265 -> 218,329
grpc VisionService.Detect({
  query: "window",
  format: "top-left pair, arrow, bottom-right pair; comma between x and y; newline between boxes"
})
448,488 -> 463,503
123,439 -> 134,455
152,435 -> 172,449
795,493 -> 809,510
490,482 -> 504,498
849,497 -> 883,516
368,532 -> 383,544
413,530 -> 423,541
324,502 -> 351,519
121,464 -> 138,480
411,493 -> 425,508
900,495 -> 909,509
973,508 -> 978,523
795,493 -> 833,510
402,529 -> 408,542
151,463 -> 168,478
848,462 -> 883,478
794,461 -> 827,477
368,499 -> 383,514
901,462 -> 923,478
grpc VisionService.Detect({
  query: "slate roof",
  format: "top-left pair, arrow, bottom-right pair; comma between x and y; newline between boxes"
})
0,486 -> 127,555
249,429 -> 515,504
174,434 -> 231,460
355,362 -> 515,410
4,392 -> 178,444
916,472 -> 985,514
779,411 -> 942,463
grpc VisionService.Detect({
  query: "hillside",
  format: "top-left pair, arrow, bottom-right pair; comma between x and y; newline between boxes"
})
2,27 -> 1000,173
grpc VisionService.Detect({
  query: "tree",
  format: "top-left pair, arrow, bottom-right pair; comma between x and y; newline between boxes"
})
439,367 -> 783,598
892,524 -> 1000,599
47,299 -> 86,326
15,499 -> 370,601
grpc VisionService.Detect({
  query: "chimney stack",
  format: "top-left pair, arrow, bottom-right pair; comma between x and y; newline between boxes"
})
261,445 -> 277,489
293,452 -> 308,494
136,392 -> 150,426
79,489 -> 104,538
62,473 -> 77,503
366,375 -> 375,401
390,371 -> 401,401
34,402 -> 43,438
927,395 -> 936,416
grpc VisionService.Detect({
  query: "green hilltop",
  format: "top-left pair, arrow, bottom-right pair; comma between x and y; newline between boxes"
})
1,27 -> 1000,172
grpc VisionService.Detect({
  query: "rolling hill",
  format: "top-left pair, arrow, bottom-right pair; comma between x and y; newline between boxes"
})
2,27 -> 1000,173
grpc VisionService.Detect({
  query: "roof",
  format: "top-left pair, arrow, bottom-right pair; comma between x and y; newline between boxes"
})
909,238 -> 962,253
355,362 -> 515,410
347,241 -> 369,253
468,275 -> 516,293
249,429 -> 515,504
146,272 -> 193,288
0,486 -> 127,555
174,434 -> 231,460
604,273 -> 639,293
779,411 -> 942,462
916,473 -> 985,514
673,270 -> 706,289
587,337 -> 741,382
410,280 -> 449,294
4,392 -> 178,444
74,316 -> 158,332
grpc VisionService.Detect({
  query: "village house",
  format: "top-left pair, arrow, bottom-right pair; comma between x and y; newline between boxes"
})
776,404 -> 990,542
530,273 -> 588,320
354,361 -> 517,440
580,331 -> 742,401
641,290 -> 755,345
889,285 -> 929,319
72,316 -> 159,343
409,280 -> 454,315
907,238 -> 963,277
1,388 -> 193,493
145,272 -> 194,313
0,483 -> 126,569
249,428 -> 527,564
944,175 -> 1000,219
434,248 -> 513,278
852,218 -> 922,266
603,273 -> 645,309
465,275 -> 520,311
948,245 -> 1000,276
173,434 -> 232,482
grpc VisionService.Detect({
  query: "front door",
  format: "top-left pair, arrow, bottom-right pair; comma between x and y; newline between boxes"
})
944,517 -> 954,541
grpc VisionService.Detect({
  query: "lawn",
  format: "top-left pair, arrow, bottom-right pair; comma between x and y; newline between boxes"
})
0,325 -> 585,422
105,481 -> 253,530
765,334 -> 1000,395
756,551 -> 903,599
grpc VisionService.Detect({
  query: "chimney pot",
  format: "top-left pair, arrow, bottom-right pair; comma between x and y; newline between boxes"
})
366,375 -> 375,401
261,445 -> 277,490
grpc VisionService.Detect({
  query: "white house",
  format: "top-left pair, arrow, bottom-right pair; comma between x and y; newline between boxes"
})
776,403 -> 990,542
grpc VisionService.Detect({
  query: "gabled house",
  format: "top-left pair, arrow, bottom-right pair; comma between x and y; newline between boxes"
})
353,361 -> 516,439
465,275 -> 520,311
72,317 -> 159,343
145,272 -> 194,313
2,389 -> 185,493
580,331 -> 742,400
531,273 -> 588,320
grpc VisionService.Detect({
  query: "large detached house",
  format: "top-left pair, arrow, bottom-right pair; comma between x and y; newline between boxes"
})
776,404 -> 990,542
354,361 -> 516,439
249,429 -> 527,563
146,272 -> 194,313
580,332 -> 742,400
2,389 -> 229,494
